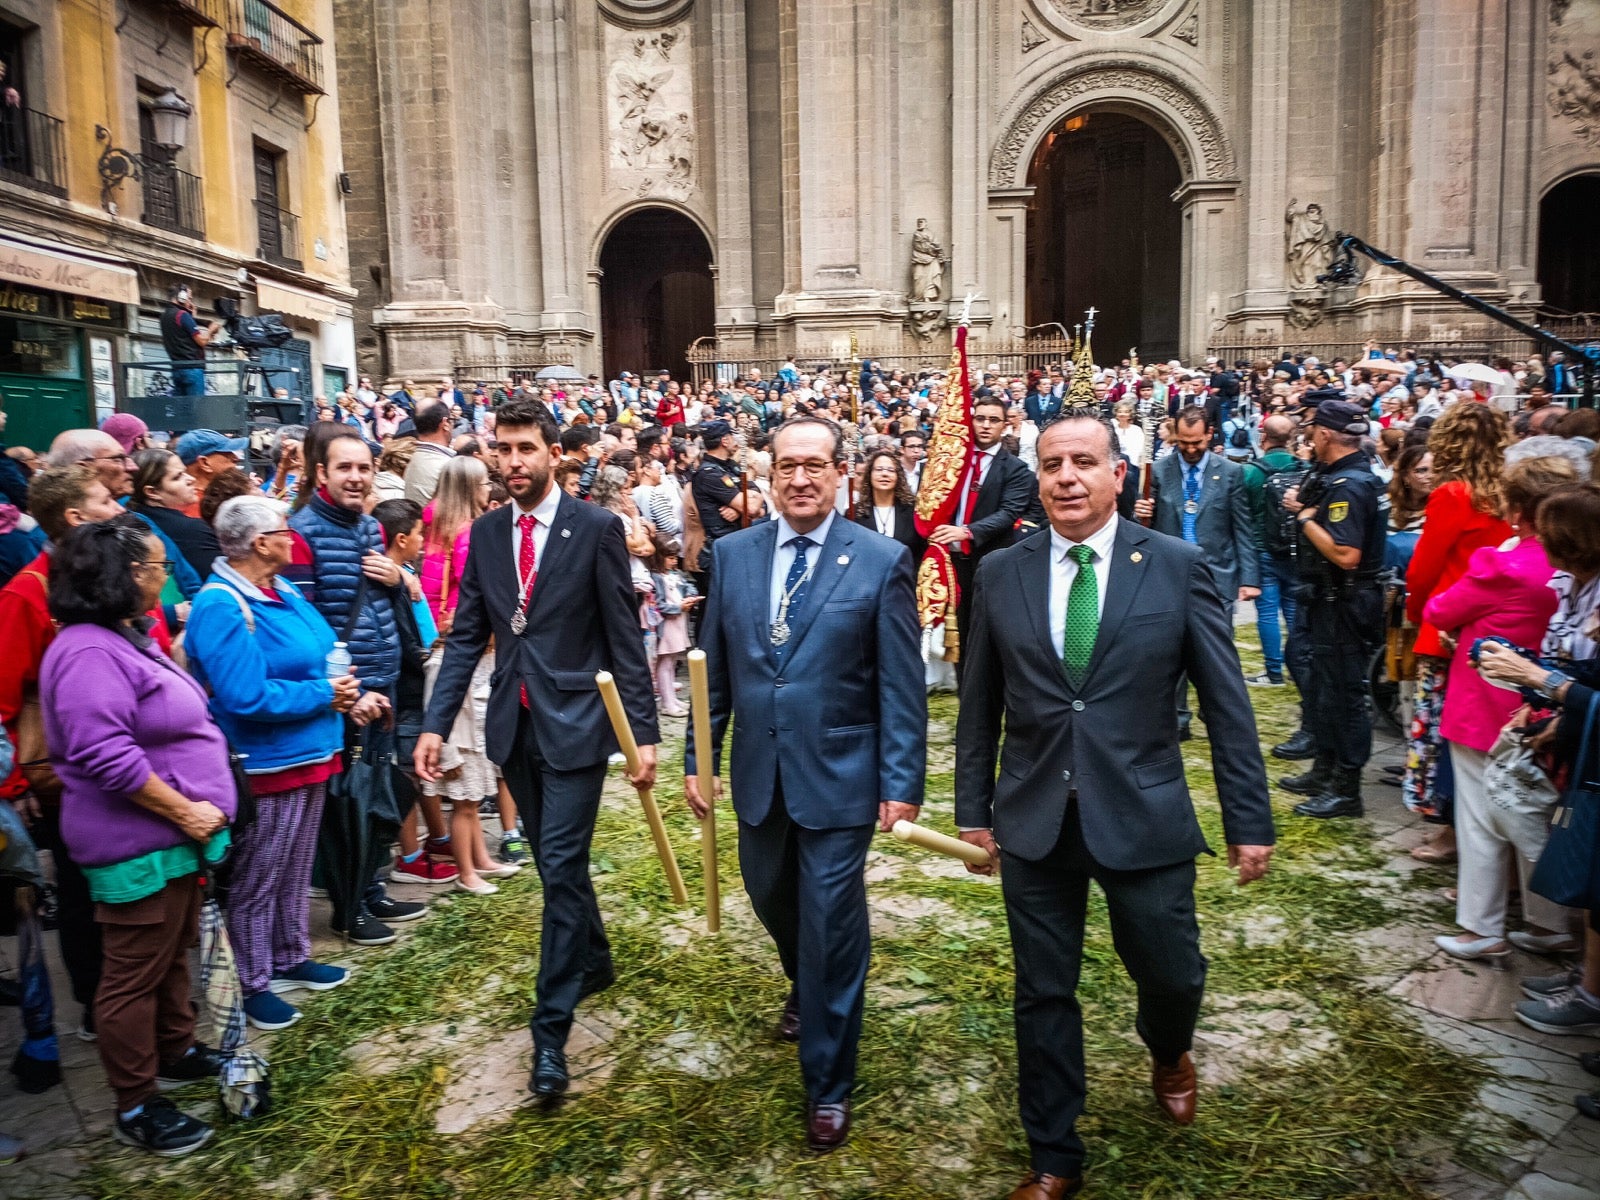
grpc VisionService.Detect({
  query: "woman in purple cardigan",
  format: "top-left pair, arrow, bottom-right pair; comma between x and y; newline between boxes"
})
40,517 -> 237,1158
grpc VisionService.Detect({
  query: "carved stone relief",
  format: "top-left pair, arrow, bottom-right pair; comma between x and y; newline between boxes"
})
1284,199 -> 1335,328
1548,49 -> 1600,145
989,63 -> 1236,188
1173,11 -> 1199,45
605,22 -> 696,199
1022,17 -> 1047,53
1047,0 -> 1165,31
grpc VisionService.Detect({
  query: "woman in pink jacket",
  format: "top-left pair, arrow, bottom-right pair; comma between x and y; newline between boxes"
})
1425,457 -> 1575,960
421,456 -> 489,632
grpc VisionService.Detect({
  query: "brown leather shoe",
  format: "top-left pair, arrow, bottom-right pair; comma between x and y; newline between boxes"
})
776,989 -> 800,1043
805,1100 -> 850,1152
1152,1051 -> 1197,1125
1007,1172 -> 1084,1199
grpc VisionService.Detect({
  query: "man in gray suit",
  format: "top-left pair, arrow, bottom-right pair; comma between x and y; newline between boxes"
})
1134,404 -> 1260,737
956,412 -> 1274,1200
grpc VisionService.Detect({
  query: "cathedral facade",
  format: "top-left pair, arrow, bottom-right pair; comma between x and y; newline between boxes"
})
334,0 -> 1600,380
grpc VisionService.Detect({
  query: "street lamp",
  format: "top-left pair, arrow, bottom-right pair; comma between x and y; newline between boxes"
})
95,88 -> 193,210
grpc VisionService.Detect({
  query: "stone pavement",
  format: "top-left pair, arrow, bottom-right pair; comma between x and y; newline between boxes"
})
0,724 -> 1597,1199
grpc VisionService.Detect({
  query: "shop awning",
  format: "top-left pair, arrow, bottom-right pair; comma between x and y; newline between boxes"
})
255,278 -> 350,325
0,232 -> 140,305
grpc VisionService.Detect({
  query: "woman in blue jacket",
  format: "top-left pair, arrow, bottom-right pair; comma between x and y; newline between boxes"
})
182,495 -> 359,1030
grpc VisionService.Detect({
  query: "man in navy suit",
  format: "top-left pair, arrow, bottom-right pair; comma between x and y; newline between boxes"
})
685,415 -> 926,1153
415,398 -> 657,1102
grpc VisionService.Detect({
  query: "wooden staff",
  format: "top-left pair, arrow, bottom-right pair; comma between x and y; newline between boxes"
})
686,649 -> 720,933
595,671 -> 689,905
739,470 -> 752,529
891,820 -> 993,867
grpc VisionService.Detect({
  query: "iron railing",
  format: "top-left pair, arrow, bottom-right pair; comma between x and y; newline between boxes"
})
140,141 -> 205,239
253,199 -> 302,270
228,0 -> 325,94
0,108 -> 67,197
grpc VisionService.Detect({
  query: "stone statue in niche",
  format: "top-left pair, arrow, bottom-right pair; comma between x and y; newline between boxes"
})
1285,199 -> 1335,328
910,219 -> 946,304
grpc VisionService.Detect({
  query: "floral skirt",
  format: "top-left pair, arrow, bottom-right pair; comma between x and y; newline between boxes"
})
1403,655 -> 1450,819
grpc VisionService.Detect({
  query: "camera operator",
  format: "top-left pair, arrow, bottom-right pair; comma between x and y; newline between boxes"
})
1276,395 -> 1387,820
160,284 -> 222,398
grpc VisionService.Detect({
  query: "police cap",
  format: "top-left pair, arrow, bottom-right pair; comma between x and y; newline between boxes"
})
1310,398 -> 1371,436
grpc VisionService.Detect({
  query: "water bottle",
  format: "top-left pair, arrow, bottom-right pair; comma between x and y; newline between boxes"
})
325,641 -> 353,679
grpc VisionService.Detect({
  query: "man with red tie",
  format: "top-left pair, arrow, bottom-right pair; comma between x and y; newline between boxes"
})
928,394 -> 1040,682
415,397 -> 658,1102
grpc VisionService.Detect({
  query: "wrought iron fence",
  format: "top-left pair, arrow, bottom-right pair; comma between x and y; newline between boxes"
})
253,200 -> 302,271
140,142 -> 205,239
0,108 -> 67,197
1209,320 -> 1600,368
683,335 -> 1081,389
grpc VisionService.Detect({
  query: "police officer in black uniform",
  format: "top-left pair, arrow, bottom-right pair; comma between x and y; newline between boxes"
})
1275,397 -> 1387,818
690,420 -> 765,587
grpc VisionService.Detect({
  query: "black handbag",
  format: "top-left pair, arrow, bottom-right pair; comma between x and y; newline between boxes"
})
1529,693 -> 1600,910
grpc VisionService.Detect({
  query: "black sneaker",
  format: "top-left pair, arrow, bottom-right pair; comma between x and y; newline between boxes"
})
113,1097 -> 213,1157
368,895 -> 427,923
156,1044 -> 227,1090
332,912 -> 397,945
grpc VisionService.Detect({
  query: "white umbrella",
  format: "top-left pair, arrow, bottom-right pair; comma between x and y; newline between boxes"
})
1352,357 -> 1408,377
1446,362 -> 1504,386
534,363 -> 586,383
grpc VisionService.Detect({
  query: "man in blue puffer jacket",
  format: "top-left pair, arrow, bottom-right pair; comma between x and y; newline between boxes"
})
288,430 -> 426,943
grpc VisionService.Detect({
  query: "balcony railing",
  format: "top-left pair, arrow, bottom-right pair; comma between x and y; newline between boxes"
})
254,199 -> 302,271
140,142 -> 206,240
0,108 -> 67,197
227,0 -> 325,95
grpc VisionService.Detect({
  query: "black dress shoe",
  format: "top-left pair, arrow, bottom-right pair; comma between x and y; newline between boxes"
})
529,1048 -> 569,1099
1271,729 -> 1317,760
777,989 -> 800,1043
1293,792 -> 1364,819
806,1100 -> 851,1152
1278,758 -> 1334,795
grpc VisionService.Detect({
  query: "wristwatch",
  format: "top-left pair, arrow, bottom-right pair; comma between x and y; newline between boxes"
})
1297,510 -> 1316,524
1541,669 -> 1571,700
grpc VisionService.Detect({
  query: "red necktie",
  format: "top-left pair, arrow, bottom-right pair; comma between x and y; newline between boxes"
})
517,514 -> 536,707
960,448 -> 983,524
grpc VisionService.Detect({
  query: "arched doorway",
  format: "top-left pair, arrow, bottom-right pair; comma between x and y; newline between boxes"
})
1538,174 -> 1600,315
599,208 -> 715,383
1026,111 -> 1182,363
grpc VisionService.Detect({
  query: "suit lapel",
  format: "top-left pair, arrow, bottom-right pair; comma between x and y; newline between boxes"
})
478,504 -> 519,618
526,491 -> 578,616
747,520 -> 779,648
1196,452 -> 1224,515
1018,533 -> 1059,672
777,518 -> 855,664
1080,519 -> 1150,687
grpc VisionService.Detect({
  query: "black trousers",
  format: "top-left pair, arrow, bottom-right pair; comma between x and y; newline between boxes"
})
35,801 -> 102,1012
738,777 -> 875,1105
1001,801 -> 1206,1179
500,706 -> 611,1052
1297,594 -> 1378,772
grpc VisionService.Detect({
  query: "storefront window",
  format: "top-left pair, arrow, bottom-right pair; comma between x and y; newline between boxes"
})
0,316 -> 80,376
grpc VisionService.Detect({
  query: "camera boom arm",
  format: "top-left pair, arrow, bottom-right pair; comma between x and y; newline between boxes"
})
1320,232 -> 1598,409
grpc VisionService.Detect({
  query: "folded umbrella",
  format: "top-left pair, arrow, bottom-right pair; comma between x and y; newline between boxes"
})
318,730 -> 403,936
197,884 -> 271,1119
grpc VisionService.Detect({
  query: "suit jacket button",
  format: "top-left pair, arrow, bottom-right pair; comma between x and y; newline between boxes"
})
775,679 -> 786,687
1061,769 -> 1072,783
768,727 -> 776,737
1072,700 -> 1085,712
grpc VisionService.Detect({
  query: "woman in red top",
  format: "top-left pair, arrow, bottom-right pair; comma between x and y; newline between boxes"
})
1403,403 -> 1512,852
655,389 -> 685,428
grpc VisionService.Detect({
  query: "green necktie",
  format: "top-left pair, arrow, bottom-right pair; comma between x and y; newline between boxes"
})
1062,543 -> 1098,686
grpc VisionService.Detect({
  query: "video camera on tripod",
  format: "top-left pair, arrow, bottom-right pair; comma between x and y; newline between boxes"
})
214,296 -> 295,355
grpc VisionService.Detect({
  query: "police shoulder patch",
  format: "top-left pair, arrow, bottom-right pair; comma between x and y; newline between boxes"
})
1328,500 -> 1349,523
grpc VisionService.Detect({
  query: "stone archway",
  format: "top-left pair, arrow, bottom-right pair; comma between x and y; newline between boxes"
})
598,207 -> 715,383
987,60 -> 1238,359
1538,173 -> 1600,316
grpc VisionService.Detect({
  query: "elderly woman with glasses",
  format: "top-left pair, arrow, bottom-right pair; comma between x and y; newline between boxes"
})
39,515 -> 236,1157
180,496 -> 359,1032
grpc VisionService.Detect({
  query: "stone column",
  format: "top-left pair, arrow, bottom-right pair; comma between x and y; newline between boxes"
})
1236,0 -> 1291,320
709,0 -> 758,346
949,0 -> 991,330
985,188 -> 1033,337
1177,181 -> 1239,360
529,0 -> 593,344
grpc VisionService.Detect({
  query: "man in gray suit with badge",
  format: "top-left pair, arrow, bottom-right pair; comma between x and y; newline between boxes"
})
685,415 -> 926,1154
956,411 -> 1275,1200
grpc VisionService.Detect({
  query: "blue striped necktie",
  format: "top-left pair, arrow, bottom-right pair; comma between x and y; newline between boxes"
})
1182,463 -> 1201,543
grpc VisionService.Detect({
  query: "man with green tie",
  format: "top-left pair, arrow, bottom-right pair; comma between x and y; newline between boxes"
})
954,411 -> 1276,1200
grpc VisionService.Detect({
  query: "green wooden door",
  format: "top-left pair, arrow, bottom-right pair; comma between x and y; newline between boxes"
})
0,374 -> 91,454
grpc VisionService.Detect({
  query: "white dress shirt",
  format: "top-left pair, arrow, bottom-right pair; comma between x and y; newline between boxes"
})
509,481 -> 563,585
956,444 -> 998,524
873,505 -> 896,538
1047,513 -> 1119,652
770,510 -> 836,626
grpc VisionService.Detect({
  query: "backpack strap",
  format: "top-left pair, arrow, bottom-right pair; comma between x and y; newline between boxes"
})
198,580 -> 256,634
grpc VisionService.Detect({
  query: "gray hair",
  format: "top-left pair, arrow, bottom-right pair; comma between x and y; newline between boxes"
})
1505,435 -> 1593,481
214,494 -> 290,559
45,428 -> 118,469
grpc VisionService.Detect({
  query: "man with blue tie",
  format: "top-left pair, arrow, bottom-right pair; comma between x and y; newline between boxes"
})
1134,405 -> 1260,737
685,416 -> 926,1153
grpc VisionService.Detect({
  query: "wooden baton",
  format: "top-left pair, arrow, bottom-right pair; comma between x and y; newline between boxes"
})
595,671 -> 690,906
686,650 -> 720,933
891,819 -> 993,867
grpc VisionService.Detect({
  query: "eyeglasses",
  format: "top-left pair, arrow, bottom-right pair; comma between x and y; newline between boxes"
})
135,560 -> 176,575
773,460 -> 837,479
259,528 -> 295,540
972,415 -> 1006,425
90,452 -> 135,466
